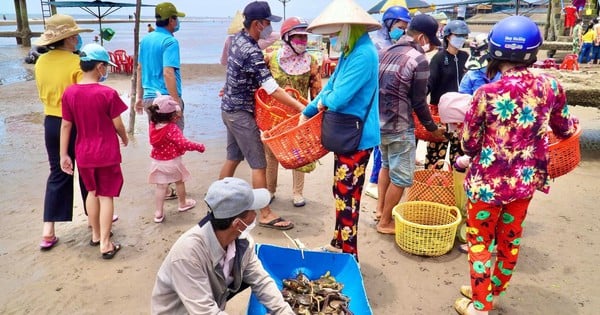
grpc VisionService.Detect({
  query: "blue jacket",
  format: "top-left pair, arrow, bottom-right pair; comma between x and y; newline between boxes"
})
458,68 -> 501,95
303,33 -> 380,151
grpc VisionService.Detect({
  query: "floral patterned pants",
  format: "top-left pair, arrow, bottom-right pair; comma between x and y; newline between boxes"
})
466,198 -> 531,311
330,149 -> 371,260
424,127 -> 463,170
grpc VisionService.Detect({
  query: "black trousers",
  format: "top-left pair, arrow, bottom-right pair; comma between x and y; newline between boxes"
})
43,116 -> 88,222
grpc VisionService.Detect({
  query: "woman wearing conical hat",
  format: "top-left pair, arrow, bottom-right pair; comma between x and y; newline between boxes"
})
299,0 -> 381,260
34,14 -> 94,251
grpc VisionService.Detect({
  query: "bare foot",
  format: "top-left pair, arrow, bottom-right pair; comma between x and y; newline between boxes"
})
376,222 -> 395,235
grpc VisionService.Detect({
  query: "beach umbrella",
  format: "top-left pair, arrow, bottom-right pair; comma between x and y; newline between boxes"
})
367,0 -> 435,14
50,0 -> 154,45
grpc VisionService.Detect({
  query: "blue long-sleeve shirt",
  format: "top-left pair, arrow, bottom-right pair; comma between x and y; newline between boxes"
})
303,33 -> 380,151
458,68 -> 501,95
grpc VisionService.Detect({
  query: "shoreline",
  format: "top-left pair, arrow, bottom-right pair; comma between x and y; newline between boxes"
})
0,17 -> 231,27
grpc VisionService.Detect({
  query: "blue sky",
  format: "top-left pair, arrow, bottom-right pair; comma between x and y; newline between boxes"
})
14,0 -> 408,19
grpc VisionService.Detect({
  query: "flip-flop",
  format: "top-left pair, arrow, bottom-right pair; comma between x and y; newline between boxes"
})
460,285 -> 473,299
101,243 -> 122,260
164,186 -> 177,200
40,236 -> 59,251
453,297 -> 472,315
178,199 -> 196,212
89,231 -> 114,246
153,215 -> 165,223
259,217 -> 294,230
112,214 -> 119,222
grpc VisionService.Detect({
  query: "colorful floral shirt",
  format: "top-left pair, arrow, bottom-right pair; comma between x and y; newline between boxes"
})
461,67 -> 577,206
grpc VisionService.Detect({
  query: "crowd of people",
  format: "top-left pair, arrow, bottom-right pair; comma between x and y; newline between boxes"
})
32,1 -> 580,314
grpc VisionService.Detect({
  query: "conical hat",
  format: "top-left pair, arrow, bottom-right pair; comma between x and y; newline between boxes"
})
307,0 -> 381,35
227,10 -> 244,35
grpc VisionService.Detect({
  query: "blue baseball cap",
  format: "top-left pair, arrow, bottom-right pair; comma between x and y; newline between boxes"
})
243,1 -> 282,23
80,43 -> 116,66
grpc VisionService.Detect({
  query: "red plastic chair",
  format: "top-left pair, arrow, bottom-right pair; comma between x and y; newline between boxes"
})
113,49 -> 133,74
107,51 -> 121,73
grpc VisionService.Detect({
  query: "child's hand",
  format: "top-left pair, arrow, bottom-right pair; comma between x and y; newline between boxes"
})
198,144 -> 205,153
60,155 -> 74,175
121,135 -> 129,147
134,99 -> 144,115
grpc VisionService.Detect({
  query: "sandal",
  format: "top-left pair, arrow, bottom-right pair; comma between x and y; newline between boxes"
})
101,243 -> 122,260
460,285 -> 473,299
153,215 -> 165,223
454,297 -> 472,315
178,199 -> 196,212
39,236 -> 59,251
89,231 -> 114,246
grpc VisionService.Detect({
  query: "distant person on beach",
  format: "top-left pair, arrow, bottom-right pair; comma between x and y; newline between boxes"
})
219,1 -> 306,231
147,23 -> 155,33
147,94 -> 205,223
572,18 -> 583,54
263,16 -> 322,208
60,44 -> 128,260
33,14 -> 94,251
136,2 -> 186,130
150,177 -> 294,314
453,16 -> 579,315
3,15 -> 6,21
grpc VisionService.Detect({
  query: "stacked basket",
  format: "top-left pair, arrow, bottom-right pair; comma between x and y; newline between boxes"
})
413,105 -> 446,142
255,87 -> 304,131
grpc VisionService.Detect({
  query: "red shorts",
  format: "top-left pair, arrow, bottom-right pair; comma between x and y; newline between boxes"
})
79,164 -> 124,197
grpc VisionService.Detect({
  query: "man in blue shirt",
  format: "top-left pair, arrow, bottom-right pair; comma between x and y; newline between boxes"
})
136,2 -> 185,130
220,1 -> 305,231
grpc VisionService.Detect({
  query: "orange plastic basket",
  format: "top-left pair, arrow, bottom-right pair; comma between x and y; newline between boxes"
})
261,111 -> 329,169
255,87 -> 306,131
413,105 -> 446,142
547,125 -> 582,178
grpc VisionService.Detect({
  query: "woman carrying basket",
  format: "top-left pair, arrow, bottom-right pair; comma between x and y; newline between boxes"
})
299,0 -> 380,260
454,16 -> 579,315
264,17 -> 322,207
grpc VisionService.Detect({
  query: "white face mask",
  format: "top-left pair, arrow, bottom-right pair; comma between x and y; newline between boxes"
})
259,23 -> 272,40
237,218 -> 256,239
450,36 -> 467,49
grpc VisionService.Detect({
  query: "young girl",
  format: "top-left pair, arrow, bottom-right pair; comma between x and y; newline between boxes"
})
60,43 -> 128,259
148,94 -> 205,223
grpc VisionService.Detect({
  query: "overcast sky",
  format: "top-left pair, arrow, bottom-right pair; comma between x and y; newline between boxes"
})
14,0 -> 392,19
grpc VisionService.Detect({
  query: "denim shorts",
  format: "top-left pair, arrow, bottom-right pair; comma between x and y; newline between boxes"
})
221,110 -> 266,169
380,130 -> 416,187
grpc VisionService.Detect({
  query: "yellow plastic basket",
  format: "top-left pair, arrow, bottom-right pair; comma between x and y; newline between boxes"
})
392,201 -> 461,257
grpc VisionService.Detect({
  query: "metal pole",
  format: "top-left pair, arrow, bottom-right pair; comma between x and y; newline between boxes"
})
278,0 -> 291,20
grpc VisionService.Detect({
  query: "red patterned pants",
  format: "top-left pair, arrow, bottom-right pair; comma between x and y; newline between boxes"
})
466,198 -> 531,311
330,149 -> 371,260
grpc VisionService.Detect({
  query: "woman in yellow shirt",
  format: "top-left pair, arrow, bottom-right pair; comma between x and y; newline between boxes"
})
578,21 -> 596,64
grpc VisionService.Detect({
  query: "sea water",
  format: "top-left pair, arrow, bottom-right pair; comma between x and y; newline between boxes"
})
0,15 -> 231,85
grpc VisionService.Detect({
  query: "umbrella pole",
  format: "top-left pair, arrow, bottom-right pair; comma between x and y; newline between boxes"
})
128,0 -> 142,134
98,7 -> 103,45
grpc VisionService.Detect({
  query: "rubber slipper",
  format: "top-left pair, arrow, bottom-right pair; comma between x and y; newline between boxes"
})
259,217 -> 294,230
293,196 -> 306,207
178,199 -> 196,212
112,214 -> 119,222
89,231 -> 114,246
153,215 -> 165,223
460,285 -> 473,299
101,243 -> 122,260
454,297 -> 472,315
40,236 -> 59,251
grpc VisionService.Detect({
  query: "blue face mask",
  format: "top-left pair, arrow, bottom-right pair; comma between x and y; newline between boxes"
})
75,34 -> 83,51
174,19 -> 180,32
99,67 -> 109,82
389,28 -> 404,42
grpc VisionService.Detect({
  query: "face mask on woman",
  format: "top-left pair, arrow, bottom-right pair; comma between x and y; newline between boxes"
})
450,36 -> 467,49
174,19 -> 180,32
290,38 -> 308,54
389,27 -> 404,42
75,34 -> 83,52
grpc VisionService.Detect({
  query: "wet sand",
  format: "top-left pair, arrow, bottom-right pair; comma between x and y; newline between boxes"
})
1,63 -> 600,314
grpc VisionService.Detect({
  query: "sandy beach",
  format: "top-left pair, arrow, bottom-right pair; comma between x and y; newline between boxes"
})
1,63 -> 600,315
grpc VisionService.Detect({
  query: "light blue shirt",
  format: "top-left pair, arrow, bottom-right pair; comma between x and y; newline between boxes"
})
138,27 -> 182,99
303,33 -> 380,151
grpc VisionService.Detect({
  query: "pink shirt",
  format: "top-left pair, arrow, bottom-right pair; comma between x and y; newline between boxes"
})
62,83 -> 127,168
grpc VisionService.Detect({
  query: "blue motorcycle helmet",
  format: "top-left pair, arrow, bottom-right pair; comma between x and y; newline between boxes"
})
488,15 -> 542,64
442,19 -> 470,38
383,6 -> 411,24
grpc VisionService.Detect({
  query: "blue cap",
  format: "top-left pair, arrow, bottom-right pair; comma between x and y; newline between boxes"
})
243,1 -> 282,23
80,43 -> 116,66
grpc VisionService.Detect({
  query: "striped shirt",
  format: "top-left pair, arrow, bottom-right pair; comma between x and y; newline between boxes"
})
378,36 -> 436,134
221,31 -> 273,113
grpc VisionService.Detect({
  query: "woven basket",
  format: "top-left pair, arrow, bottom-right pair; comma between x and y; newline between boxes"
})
393,201 -> 461,256
547,125 -> 582,178
413,105 -> 446,142
406,169 -> 456,207
254,87 -> 305,131
261,112 -> 329,169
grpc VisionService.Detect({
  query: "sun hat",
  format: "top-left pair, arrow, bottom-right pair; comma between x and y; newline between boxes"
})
152,93 -> 181,113
79,43 -> 117,66
243,1 -> 282,23
408,14 -> 442,47
34,14 -> 92,46
204,177 -> 271,219
438,92 -> 472,123
307,0 -> 381,35
155,2 -> 185,20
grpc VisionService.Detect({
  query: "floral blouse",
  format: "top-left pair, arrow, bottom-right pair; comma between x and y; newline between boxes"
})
461,67 -> 578,206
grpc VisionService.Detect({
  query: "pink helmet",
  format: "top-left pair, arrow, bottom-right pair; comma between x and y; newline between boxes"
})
280,17 -> 309,39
